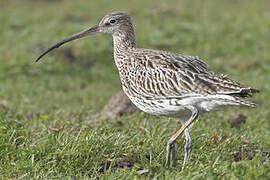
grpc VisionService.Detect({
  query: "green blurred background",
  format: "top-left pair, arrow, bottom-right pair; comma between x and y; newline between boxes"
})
0,0 -> 269,179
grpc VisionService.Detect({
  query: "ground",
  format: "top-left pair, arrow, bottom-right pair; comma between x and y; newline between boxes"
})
0,0 -> 269,179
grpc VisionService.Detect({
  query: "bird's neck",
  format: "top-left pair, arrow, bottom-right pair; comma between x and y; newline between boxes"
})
112,30 -> 136,69
113,33 -> 136,53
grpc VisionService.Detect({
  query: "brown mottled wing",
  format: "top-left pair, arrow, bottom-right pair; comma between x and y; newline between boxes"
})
128,49 -> 257,99
194,73 -> 258,97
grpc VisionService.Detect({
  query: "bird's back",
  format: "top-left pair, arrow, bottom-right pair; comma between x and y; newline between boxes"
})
115,48 -> 259,114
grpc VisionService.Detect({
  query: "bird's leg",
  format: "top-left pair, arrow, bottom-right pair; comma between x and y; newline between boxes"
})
165,139 -> 177,168
182,128 -> 192,170
165,139 -> 177,167
165,106 -> 198,168
165,139 -> 174,168
171,141 -> 177,167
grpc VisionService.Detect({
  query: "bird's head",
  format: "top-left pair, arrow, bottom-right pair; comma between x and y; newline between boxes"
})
98,12 -> 133,36
35,11 -> 133,62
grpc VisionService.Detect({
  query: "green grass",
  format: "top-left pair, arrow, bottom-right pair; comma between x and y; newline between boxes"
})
0,0 -> 270,179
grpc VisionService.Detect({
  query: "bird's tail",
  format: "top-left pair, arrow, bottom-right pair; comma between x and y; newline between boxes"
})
233,91 -> 259,108
230,88 -> 260,98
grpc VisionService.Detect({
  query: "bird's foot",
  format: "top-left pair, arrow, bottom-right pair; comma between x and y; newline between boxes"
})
165,140 -> 176,168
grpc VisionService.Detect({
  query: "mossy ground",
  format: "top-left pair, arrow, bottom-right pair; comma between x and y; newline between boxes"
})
0,0 -> 269,179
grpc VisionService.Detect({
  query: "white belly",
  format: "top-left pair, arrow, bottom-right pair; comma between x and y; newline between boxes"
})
127,94 -> 240,117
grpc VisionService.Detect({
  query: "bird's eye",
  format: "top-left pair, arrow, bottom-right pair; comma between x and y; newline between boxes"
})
109,19 -> 116,24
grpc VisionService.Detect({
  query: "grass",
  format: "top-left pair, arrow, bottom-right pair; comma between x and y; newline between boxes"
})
0,0 -> 270,179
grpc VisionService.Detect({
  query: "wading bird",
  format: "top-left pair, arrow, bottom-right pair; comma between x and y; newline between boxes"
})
36,12 -> 259,169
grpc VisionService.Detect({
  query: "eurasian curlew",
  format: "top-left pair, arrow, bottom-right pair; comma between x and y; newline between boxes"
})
36,12 -> 259,169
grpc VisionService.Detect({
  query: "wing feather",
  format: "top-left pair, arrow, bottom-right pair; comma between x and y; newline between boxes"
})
126,49 -> 258,100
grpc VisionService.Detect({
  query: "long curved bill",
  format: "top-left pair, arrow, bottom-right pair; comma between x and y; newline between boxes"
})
35,25 -> 100,62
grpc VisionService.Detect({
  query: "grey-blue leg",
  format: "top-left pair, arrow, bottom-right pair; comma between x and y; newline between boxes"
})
171,142 -> 177,167
165,106 -> 198,168
182,128 -> 192,169
165,140 -> 176,168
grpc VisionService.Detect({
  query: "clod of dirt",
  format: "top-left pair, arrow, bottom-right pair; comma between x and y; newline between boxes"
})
233,150 -> 257,161
60,48 -> 94,68
100,158 -> 134,173
61,48 -> 77,65
230,114 -> 246,128
99,90 -> 140,120
116,121 -> 124,127
233,137 -> 270,162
